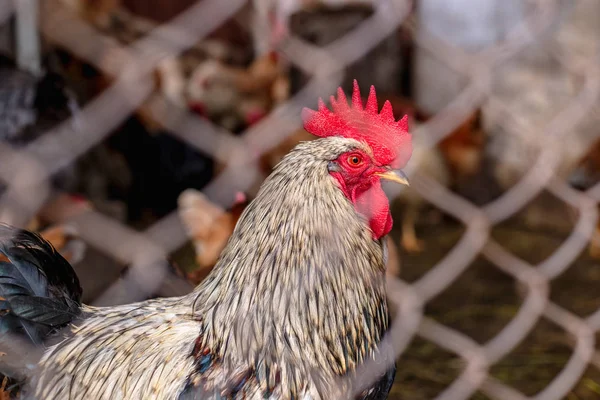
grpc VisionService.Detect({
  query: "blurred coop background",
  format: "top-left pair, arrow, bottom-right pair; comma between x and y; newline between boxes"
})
1,0 -> 600,398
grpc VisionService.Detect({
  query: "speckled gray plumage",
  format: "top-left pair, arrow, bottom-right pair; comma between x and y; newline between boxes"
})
27,137 -> 394,400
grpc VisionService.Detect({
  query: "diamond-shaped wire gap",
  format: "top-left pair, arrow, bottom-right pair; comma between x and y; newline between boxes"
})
31,94 -> 216,229
287,3 -> 404,94
546,231 -> 600,317
558,367 -> 600,400
76,247 -> 125,303
535,303 -> 596,399
390,205 -> 465,282
170,239 -> 198,277
488,192 -> 576,265
487,318 -> 581,397
549,328 -> 600,400
387,167 -> 492,327
417,317 -> 488,400
546,0 -> 600,71
116,131 -> 215,227
409,38 -> 473,117
420,256 -> 523,345
390,336 -> 463,400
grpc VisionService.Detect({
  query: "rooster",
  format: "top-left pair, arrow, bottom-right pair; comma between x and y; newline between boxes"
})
0,80 -> 411,399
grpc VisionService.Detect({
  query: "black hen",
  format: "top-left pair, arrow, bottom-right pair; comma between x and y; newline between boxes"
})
0,224 -> 82,346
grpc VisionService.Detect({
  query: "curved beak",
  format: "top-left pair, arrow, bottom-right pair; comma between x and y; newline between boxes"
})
376,169 -> 410,186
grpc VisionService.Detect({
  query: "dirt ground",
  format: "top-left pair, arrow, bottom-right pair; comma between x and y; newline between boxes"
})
385,208 -> 600,399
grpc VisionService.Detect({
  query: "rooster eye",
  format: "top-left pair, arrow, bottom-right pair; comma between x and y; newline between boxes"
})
347,155 -> 363,166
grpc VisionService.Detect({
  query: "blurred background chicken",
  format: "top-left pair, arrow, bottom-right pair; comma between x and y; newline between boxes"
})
24,193 -> 93,265
568,136 -> 600,193
186,50 -> 290,131
393,126 -> 450,253
0,222 -> 85,266
438,109 -> 486,191
569,135 -> 600,259
177,189 -> 250,283
59,0 -> 122,30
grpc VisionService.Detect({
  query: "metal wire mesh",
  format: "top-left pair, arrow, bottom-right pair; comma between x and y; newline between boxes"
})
2,0 -> 600,398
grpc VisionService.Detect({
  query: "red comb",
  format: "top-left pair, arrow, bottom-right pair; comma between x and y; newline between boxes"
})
301,80 -> 412,169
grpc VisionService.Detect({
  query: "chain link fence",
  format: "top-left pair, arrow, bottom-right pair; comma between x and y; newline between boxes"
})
2,0 -> 600,398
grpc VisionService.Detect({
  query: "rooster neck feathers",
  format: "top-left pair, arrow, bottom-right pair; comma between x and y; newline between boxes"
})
191,137 -> 390,397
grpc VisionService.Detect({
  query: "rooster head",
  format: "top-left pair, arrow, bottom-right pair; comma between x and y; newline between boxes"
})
302,80 -> 412,239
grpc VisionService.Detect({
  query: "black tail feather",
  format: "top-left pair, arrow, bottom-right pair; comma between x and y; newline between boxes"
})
0,224 -> 83,346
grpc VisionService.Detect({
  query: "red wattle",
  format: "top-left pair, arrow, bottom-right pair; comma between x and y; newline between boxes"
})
332,173 -> 393,240
353,180 -> 393,240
